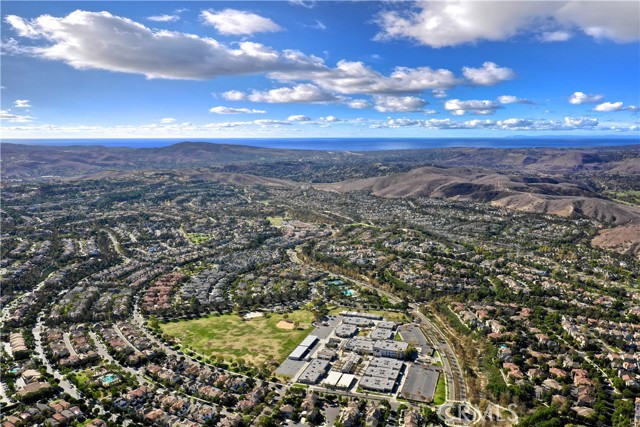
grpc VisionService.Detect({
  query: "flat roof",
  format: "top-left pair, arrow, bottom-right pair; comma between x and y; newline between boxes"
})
322,371 -> 342,387
370,357 -> 403,370
359,376 -> 395,392
300,335 -> 319,348
377,321 -> 396,329
374,340 -> 409,352
370,329 -> 394,340
298,359 -> 330,384
364,365 -> 401,380
345,337 -> 374,353
335,324 -> 358,337
288,346 -> 309,360
337,374 -> 356,389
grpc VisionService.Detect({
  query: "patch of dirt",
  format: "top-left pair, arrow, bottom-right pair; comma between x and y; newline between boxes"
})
276,320 -> 296,330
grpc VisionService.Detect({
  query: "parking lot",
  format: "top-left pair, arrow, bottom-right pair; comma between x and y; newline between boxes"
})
399,364 -> 441,403
398,324 -> 433,355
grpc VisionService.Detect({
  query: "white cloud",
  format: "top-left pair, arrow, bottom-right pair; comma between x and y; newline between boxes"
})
594,101 -> 624,112
374,1 -> 639,47
13,99 -> 31,108
563,116 -> 598,128
147,14 -> 180,23
432,89 -> 448,98
444,99 -> 502,115
287,115 -> 311,121
0,109 -> 35,123
347,99 -> 371,109
5,11 -> 324,80
247,84 -> 339,103
372,116 -> 603,131
209,106 -> 266,114
320,115 -> 340,123
569,91 -> 604,105
201,9 -> 282,36
253,119 -> 291,126
374,95 -> 428,113
222,90 -> 247,101
309,20 -> 326,31
462,62 -> 515,86
496,118 -> 535,129
497,95 -> 534,105
593,101 -> 640,112
539,30 -> 572,42
160,117 -> 176,123
270,61 -> 460,95
289,0 -> 316,8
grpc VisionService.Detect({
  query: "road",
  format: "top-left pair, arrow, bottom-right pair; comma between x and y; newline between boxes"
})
33,318 -> 81,400
88,331 -> 149,387
62,333 -> 78,357
411,305 -> 467,403
102,228 -> 130,263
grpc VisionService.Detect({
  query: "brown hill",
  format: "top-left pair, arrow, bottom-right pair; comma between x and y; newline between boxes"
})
317,166 -> 640,226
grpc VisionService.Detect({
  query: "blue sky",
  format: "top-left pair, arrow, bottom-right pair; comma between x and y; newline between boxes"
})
1,1 -> 639,138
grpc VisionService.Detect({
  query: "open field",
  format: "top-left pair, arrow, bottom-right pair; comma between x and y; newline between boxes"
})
161,310 -> 314,365
328,306 -> 409,323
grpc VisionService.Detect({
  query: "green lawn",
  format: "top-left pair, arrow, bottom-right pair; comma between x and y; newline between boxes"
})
161,310 -> 314,366
433,370 -> 446,405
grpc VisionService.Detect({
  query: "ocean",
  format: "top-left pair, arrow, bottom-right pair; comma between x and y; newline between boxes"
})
2,137 -> 639,151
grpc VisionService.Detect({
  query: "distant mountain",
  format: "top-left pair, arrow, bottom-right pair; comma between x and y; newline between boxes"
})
3,141 -> 639,179
0,142 -> 346,179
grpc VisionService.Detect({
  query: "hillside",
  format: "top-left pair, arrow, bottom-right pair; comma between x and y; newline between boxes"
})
317,165 -> 640,225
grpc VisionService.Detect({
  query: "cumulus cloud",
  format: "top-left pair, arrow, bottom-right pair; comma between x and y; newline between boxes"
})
374,1 -> 639,47
13,99 -> 31,108
497,95 -> 534,105
4,10 -> 324,80
347,99 -> 371,109
270,61 -> 460,95
462,62 -> 515,86
201,9 -> 282,35
374,95 -> 428,113
593,101 -> 640,112
287,115 -> 311,121
147,14 -> 180,23
444,99 -> 502,115
222,90 -> 247,101
247,84 -> 339,103
0,109 -> 35,123
253,119 -> 291,126
594,102 -> 624,112
371,115 -> 602,131
432,89 -> 448,98
160,117 -> 176,123
320,115 -> 340,123
209,106 -> 266,114
563,116 -> 598,128
569,91 -> 604,104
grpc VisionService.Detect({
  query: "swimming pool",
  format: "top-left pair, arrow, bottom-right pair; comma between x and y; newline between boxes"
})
101,374 -> 118,384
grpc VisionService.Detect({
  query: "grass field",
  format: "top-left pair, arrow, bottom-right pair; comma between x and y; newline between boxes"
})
161,310 -> 314,366
433,370 -> 446,405
329,306 -> 408,323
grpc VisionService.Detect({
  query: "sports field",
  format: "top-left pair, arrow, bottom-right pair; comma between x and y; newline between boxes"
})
161,310 -> 314,365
